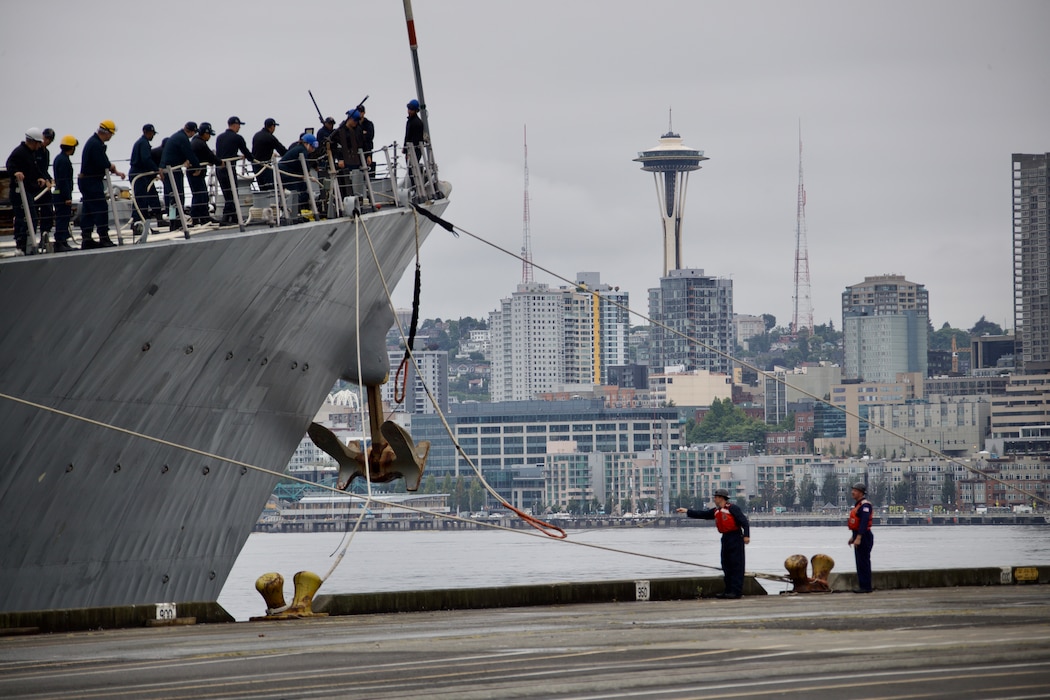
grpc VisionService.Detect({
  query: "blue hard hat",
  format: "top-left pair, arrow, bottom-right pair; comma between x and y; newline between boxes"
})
407,99 -> 420,110
302,133 -> 318,147
346,110 -> 361,121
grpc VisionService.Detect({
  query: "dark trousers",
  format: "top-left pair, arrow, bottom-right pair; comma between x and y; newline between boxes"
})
283,179 -> 307,213
853,531 -> 874,591
53,200 -> 72,242
254,161 -> 273,191
164,170 -> 185,225
78,181 -> 109,239
10,191 -> 39,251
131,173 -> 161,222
188,173 -> 208,223
218,169 -> 237,219
720,531 -> 746,596
36,191 -> 53,233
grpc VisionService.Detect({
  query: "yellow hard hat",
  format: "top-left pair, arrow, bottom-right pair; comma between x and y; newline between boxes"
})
60,134 -> 79,148
99,119 -> 117,133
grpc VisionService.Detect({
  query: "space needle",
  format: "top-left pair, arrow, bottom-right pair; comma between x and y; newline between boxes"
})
634,126 -> 708,276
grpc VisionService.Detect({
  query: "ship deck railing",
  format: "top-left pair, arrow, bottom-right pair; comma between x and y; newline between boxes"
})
0,140 -> 441,258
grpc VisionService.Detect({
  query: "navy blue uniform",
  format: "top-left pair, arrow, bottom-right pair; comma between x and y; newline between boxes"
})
78,133 -> 114,243
251,128 -> 286,191
6,142 -> 46,251
159,130 -> 200,227
129,135 -> 161,222
52,150 -> 75,243
34,145 -> 54,234
189,135 -> 221,224
684,502 -> 751,597
215,128 -> 253,221
278,144 -> 311,211
849,498 -> 874,592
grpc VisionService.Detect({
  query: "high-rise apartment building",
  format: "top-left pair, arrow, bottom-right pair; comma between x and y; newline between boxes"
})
842,274 -> 929,383
488,274 -> 630,402
648,269 -> 734,374
381,350 -> 448,415
1013,153 -> 1050,373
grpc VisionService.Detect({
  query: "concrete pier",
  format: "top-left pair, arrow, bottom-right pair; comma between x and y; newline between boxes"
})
1,585 -> 1047,699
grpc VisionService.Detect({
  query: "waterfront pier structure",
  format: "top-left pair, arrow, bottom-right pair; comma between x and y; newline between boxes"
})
634,128 -> 708,276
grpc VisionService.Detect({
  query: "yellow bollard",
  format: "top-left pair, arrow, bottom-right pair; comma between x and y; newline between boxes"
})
288,571 -> 323,615
255,572 -> 286,612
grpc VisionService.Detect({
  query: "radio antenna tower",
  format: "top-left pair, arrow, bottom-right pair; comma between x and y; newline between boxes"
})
521,125 -> 534,283
791,123 -> 814,333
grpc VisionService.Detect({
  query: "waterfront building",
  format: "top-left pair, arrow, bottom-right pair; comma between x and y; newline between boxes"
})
863,396 -> 991,459
1013,153 -> 1050,374
924,375 -> 1009,398
648,269 -> 735,375
764,362 -> 842,424
410,398 -> 680,478
956,455 -> 1049,509
989,373 -> 1050,439
381,349 -> 449,415
488,274 -> 630,402
543,441 -> 750,514
647,367 -> 732,408
818,374 -> 923,454
842,274 -> 929,383
735,314 -> 767,351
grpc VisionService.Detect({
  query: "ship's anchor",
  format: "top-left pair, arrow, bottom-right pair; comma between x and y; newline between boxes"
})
782,553 -> 834,594
307,384 -> 430,491
251,571 -> 328,620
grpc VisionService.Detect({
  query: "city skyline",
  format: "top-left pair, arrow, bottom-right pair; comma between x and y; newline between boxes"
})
2,2 -> 1047,331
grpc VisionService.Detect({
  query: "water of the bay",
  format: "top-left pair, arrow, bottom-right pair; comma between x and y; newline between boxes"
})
217,524 -> 1050,621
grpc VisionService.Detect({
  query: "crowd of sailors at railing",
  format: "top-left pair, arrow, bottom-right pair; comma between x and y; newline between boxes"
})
4,99 -> 436,256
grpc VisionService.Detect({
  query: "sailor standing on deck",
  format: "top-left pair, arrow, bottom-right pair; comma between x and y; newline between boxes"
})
159,122 -> 201,231
215,116 -> 254,224
251,118 -> 287,191
355,104 -> 375,176
6,128 -> 49,254
848,482 -> 875,593
34,128 -> 55,239
189,122 -> 221,225
278,133 -> 318,216
332,110 -> 364,199
78,120 -> 125,249
129,124 -> 162,227
676,488 -> 751,599
52,135 -> 78,252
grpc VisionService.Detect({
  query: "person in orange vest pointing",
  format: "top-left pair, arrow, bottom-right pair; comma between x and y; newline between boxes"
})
676,488 -> 751,599
848,481 -> 875,593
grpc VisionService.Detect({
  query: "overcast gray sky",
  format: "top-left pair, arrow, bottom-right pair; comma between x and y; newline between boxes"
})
3,1 -> 1046,332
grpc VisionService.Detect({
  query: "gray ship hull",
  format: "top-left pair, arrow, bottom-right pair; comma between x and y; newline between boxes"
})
0,200 -> 447,613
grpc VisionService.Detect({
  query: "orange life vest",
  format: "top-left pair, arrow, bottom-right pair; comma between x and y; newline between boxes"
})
714,506 -> 738,534
848,499 -> 872,531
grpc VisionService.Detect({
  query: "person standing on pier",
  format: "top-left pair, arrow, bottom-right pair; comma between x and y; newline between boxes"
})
676,488 -> 750,599
848,482 -> 874,593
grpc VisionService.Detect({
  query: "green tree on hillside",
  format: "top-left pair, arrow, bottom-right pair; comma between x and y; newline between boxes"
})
686,398 -> 767,446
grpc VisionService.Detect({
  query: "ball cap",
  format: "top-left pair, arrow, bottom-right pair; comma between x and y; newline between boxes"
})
302,133 -> 318,148
324,116 -> 336,125
264,117 -> 279,128
185,121 -> 199,133
713,488 -> 730,499
228,116 -> 245,125
143,123 -> 156,133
